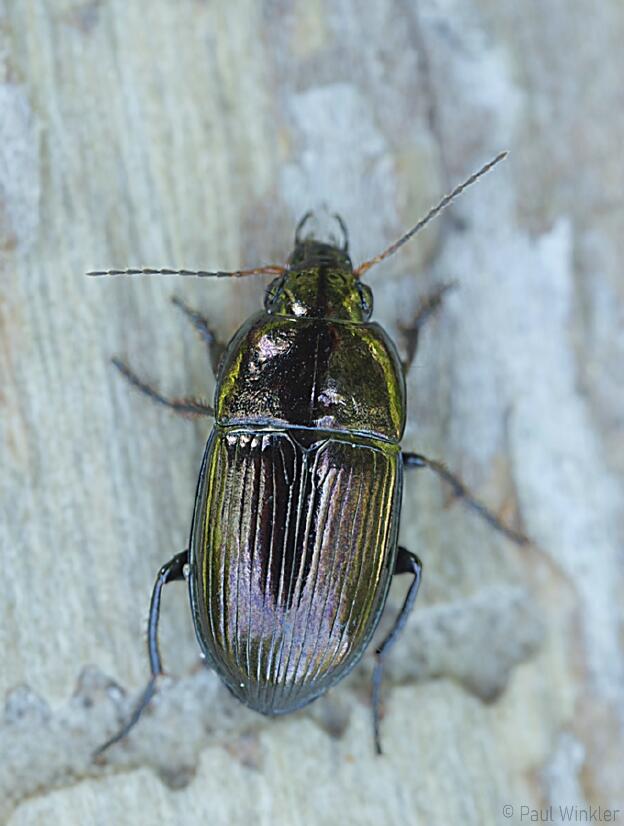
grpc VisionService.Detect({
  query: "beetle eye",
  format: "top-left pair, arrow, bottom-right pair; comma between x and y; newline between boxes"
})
265,276 -> 285,310
357,282 -> 373,320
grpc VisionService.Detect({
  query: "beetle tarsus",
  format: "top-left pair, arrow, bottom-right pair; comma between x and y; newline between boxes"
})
403,452 -> 528,545
93,675 -> 161,760
93,550 -> 188,760
372,546 -> 423,756
112,358 -> 214,418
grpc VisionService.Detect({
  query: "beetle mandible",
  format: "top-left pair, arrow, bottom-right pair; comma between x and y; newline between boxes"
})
90,151 -> 526,756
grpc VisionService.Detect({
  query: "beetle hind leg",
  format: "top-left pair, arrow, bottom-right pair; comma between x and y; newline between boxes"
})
93,550 -> 188,760
112,358 -> 214,418
372,546 -> 422,755
171,295 -> 227,377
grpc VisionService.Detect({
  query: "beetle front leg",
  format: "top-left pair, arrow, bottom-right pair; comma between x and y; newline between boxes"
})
401,282 -> 455,374
93,550 -> 188,759
112,358 -> 214,418
403,452 -> 528,545
372,546 -> 422,756
171,295 -> 227,377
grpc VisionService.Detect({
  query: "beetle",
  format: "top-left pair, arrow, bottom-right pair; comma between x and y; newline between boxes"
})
90,152 -> 526,757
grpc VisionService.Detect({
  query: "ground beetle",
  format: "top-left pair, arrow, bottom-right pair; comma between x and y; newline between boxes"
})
90,152 -> 526,756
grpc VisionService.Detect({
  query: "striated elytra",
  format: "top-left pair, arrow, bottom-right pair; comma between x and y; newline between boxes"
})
90,152 -> 526,757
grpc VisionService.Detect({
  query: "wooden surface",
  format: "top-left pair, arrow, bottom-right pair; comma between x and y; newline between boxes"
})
1,1 -> 623,824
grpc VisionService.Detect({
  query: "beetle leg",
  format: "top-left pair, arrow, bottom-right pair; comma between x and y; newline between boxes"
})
401,282 -> 456,374
93,550 -> 188,759
403,452 -> 528,545
171,295 -> 227,377
372,546 -> 422,755
112,358 -> 214,418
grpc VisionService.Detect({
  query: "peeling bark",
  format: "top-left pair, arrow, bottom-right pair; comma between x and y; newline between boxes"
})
1,1 -> 622,824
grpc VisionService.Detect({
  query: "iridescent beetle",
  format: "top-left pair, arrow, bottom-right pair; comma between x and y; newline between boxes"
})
90,152 -> 525,756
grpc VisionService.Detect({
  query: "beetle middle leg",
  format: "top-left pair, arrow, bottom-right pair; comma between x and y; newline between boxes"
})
403,452 -> 528,545
372,546 -> 422,755
93,549 -> 188,759
112,358 -> 214,418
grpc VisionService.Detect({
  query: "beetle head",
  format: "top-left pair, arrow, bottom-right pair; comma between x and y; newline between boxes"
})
265,240 -> 373,322
264,210 -> 373,321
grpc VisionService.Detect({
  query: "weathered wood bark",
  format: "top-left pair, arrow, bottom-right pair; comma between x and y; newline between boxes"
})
1,1 -> 623,824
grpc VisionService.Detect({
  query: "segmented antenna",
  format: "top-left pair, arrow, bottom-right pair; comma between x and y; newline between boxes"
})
88,153 -> 506,281
354,151 -> 508,278
86,265 -> 286,279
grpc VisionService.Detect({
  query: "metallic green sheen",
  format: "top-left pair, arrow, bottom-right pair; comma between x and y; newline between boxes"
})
188,240 -> 408,716
215,313 -> 406,442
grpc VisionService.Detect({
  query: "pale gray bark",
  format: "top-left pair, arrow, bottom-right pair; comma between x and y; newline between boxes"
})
1,1 -> 623,824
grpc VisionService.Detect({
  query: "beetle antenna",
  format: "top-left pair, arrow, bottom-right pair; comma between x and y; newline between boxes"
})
354,151 -> 508,278
86,265 -> 286,279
